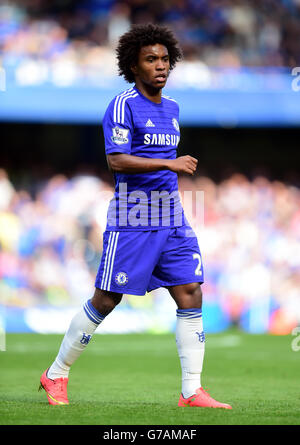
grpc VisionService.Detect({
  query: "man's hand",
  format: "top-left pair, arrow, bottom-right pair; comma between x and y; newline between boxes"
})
106,153 -> 198,175
167,156 -> 198,175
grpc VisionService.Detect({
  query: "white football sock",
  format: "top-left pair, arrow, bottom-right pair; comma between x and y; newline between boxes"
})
47,299 -> 105,379
176,308 -> 205,399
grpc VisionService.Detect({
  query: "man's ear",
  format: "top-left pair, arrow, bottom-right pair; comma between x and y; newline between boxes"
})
131,65 -> 138,76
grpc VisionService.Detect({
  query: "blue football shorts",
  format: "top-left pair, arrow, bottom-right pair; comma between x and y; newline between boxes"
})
95,223 -> 204,295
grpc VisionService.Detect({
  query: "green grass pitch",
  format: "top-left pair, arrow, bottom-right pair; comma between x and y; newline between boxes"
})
0,330 -> 299,425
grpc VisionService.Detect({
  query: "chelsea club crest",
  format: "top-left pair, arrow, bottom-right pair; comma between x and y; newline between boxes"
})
172,118 -> 180,132
172,117 -> 180,132
115,272 -> 128,286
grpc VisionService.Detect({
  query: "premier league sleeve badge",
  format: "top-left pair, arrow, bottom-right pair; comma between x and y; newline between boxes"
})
111,126 -> 129,145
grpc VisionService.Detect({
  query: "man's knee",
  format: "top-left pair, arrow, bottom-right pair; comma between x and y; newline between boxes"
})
169,282 -> 202,309
91,288 -> 123,316
184,283 -> 202,308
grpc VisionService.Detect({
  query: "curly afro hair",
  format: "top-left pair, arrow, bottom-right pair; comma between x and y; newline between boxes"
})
116,23 -> 183,83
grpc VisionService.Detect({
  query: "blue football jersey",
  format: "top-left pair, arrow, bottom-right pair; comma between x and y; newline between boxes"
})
102,86 -> 184,230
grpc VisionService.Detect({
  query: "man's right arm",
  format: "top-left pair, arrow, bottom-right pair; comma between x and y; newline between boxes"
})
107,153 -> 198,176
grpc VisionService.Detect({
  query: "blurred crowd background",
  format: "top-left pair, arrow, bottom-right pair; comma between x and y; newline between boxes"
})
1,167 -> 299,334
1,0 -> 300,334
1,0 -> 300,89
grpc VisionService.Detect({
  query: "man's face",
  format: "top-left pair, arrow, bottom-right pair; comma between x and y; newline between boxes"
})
132,43 -> 170,89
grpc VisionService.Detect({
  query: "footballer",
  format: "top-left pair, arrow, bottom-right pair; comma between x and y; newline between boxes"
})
39,23 -> 232,410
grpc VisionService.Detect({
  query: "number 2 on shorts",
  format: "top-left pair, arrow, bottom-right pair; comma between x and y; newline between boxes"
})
193,253 -> 202,276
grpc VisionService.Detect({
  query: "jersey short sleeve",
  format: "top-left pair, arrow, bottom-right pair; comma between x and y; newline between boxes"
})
102,94 -> 134,155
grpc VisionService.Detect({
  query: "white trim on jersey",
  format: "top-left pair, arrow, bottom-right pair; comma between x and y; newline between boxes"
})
113,89 -> 138,125
162,94 -> 177,103
101,231 -> 120,291
119,93 -> 138,124
113,88 -> 133,123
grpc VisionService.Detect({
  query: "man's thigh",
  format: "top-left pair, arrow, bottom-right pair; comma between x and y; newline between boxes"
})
95,229 -> 170,295
148,224 -> 204,292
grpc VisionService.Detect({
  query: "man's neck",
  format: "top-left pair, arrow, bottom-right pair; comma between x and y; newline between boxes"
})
134,81 -> 162,104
